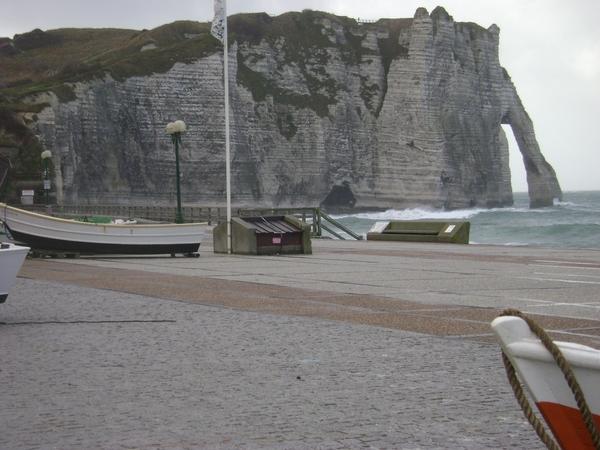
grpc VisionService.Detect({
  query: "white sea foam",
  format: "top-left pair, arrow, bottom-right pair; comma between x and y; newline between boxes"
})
336,207 -> 485,221
554,200 -> 576,207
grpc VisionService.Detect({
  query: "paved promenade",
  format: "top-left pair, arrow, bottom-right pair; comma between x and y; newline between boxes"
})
2,231 -> 600,449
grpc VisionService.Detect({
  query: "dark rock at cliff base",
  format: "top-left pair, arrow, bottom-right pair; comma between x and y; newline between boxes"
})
321,183 -> 357,210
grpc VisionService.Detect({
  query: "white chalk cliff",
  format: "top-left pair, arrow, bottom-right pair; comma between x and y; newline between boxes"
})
30,7 -> 561,210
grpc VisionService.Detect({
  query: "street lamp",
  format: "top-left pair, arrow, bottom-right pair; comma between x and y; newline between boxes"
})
166,120 -> 186,224
41,150 -> 52,214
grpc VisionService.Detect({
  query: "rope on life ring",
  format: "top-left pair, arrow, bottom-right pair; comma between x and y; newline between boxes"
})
499,308 -> 600,450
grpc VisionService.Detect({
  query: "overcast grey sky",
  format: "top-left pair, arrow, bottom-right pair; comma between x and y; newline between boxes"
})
2,0 -> 599,192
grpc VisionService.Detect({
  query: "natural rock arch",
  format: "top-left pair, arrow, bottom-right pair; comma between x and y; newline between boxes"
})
501,96 -> 562,207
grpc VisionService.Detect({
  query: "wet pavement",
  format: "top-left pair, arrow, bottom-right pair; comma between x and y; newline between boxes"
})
2,231 -> 600,449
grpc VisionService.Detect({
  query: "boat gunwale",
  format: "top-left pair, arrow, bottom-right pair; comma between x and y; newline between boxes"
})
1,203 -> 207,229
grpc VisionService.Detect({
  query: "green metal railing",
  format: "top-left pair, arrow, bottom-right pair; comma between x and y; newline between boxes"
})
320,212 -> 362,240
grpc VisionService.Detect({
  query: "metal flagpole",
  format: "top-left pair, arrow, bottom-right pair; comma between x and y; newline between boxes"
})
223,1 -> 231,254
211,0 -> 232,254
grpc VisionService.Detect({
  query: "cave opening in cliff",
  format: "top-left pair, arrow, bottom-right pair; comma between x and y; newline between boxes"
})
502,124 -> 527,193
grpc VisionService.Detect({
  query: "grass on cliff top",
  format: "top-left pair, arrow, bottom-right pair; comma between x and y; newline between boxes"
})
1,11 -> 415,98
0,10 -> 418,120
0,21 -> 218,97
1,28 -> 137,85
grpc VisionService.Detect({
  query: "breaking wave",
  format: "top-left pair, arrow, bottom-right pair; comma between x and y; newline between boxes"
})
327,191 -> 600,248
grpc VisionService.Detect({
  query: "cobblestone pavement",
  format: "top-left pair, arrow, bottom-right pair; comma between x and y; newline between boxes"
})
2,278 -> 540,450
4,235 -> 600,449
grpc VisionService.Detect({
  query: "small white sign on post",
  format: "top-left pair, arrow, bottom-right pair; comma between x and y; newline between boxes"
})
43,180 -> 51,190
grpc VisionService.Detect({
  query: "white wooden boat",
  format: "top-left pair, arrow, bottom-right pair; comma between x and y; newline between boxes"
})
1,203 -> 206,256
492,315 -> 600,449
0,242 -> 29,303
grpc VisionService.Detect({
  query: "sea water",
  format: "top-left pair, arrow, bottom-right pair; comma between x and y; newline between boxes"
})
328,191 -> 600,249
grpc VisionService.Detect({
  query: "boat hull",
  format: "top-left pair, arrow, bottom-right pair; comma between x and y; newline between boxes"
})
1,203 -> 206,255
0,243 -> 29,303
492,316 -> 600,450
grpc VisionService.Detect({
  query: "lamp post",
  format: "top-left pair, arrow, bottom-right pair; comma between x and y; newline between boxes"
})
166,120 -> 186,224
41,150 -> 52,215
